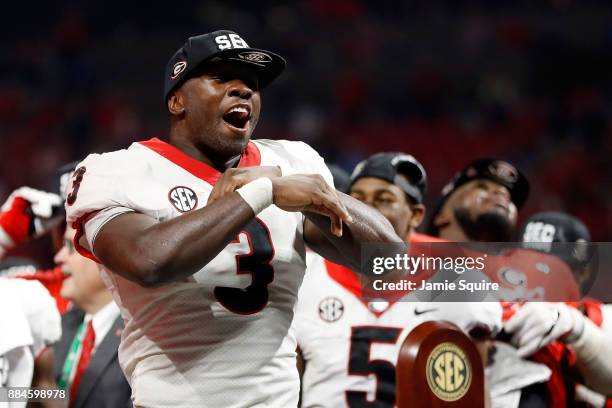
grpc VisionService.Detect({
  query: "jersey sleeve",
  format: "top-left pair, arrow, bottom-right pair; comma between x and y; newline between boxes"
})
65,149 -> 143,262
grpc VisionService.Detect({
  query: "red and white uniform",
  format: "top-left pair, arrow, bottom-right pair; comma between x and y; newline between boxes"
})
500,300 -> 612,408
65,138 -> 333,408
295,251 -> 502,408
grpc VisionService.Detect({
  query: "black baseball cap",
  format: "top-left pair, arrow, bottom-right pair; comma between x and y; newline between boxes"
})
442,158 -> 528,207
520,211 -> 591,267
327,164 -> 351,194
426,158 -> 529,235
350,152 -> 427,204
163,30 -> 286,102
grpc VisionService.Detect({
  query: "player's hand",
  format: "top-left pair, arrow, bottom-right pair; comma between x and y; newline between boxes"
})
207,166 -> 282,205
0,187 -> 63,249
271,174 -> 353,237
503,302 -> 583,357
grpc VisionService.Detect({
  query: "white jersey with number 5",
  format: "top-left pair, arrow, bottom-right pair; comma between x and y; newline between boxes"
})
295,252 -> 502,408
65,138 -> 333,408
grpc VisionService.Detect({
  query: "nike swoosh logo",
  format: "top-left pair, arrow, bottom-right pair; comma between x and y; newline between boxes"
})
414,308 -> 438,316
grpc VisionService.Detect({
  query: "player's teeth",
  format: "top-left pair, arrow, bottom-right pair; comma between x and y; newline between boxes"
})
229,107 -> 248,114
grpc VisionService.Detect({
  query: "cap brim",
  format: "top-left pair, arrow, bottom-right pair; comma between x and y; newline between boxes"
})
209,48 -> 286,90
402,184 -> 424,204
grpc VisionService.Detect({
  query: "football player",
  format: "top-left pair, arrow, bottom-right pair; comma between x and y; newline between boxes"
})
426,158 -> 529,243
426,158 -> 580,301
64,30 -> 403,408
512,212 -> 612,402
295,153 -> 502,408
426,159 -> 562,407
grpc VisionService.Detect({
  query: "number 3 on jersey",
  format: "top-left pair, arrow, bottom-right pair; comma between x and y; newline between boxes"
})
214,218 -> 275,314
66,166 -> 86,206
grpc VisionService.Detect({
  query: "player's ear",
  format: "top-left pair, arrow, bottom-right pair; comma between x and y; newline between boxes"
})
167,91 -> 185,116
434,210 -> 451,229
409,204 -> 426,228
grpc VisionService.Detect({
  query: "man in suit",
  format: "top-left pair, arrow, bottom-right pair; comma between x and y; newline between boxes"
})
53,224 -> 131,408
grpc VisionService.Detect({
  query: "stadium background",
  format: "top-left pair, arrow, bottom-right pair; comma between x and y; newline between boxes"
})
1,0 -> 611,266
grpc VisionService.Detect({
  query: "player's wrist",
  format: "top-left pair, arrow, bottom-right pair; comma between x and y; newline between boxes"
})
236,177 -> 273,215
561,306 -> 585,344
279,166 -> 299,177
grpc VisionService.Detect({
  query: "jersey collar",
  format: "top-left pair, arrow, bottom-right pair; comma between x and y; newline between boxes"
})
325,259 -> 362,299
138,137 -> 261,185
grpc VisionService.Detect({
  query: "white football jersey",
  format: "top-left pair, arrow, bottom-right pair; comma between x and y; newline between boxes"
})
65,138 -> 333,408
0,278 -> 61,408
601,304 -> 612,336
295,252 -> 502,408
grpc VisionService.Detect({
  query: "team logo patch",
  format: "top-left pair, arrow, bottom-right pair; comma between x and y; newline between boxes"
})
168,186 -> 198,212
488,161 -> 518,184
318,297 -> 344,323
171,61 -> 187,80
465,167 -> 478,178
237,51 -> 273,65
426,342 -> 471,402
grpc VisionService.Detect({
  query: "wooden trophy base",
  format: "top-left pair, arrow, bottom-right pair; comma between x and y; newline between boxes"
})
396,320 -> 485,408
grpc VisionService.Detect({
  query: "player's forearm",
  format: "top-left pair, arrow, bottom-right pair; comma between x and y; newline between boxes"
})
304,194 -> 405,273
95,193 -> 255,287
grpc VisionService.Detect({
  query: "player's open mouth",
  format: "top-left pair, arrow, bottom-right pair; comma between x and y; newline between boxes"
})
222,105 -> 251,131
